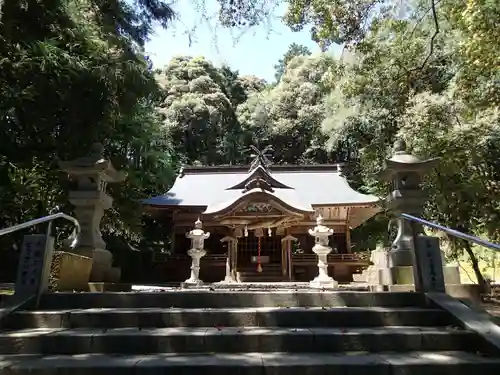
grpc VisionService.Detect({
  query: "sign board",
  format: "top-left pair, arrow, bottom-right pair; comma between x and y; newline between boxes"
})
251,255 -> 270,264
413,236 -> 446,293
15,234 -> 54,297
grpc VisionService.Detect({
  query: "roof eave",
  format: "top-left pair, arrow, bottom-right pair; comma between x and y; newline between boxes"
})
204,189 -> 315,217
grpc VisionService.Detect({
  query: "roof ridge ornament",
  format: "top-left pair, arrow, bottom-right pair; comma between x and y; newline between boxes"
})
248,145 -> 273,172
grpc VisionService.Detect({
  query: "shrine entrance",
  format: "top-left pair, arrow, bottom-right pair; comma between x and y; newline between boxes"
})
235,231 -> 285,282
237,232 -> 283,267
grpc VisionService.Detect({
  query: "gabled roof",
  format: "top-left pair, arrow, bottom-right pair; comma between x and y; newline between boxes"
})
226,165 -> 292,191
143,164 -> 380,210
204,188 -> 315,215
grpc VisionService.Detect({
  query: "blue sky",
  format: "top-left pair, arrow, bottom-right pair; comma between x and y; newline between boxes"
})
145,0 -> 340,81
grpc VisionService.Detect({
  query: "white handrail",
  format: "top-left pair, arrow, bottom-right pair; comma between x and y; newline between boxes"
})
0,212 -> 80,243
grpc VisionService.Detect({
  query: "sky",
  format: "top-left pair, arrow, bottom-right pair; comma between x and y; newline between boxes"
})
145,0 -> 340,82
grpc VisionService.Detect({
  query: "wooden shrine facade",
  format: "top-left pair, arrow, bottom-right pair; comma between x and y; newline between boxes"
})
143,149 -> 380,283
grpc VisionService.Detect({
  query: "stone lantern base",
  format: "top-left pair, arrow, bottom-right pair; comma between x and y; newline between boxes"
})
90,248 -> 118,282
183,248 -> 206,286
310,275 -> 338,289
309,244 -> 338,289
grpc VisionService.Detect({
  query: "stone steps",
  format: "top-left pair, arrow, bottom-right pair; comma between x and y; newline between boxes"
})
1,291 -> 499,374
1,351 -> 499,374
0,326 -> 478,354
33,291 -> 429,309
3,306 -> 451,329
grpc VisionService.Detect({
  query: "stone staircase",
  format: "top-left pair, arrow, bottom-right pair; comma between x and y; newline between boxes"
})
0,291 -> 499,373
237,263 -> 283,282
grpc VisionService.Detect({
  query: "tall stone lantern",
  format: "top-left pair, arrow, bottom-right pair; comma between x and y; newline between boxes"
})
59,143 -> 125,282
309,214 -> 338,289
184,218 -> 210,285
379,139 -> 438,271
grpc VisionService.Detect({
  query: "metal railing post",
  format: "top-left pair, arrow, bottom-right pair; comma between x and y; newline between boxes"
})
401,213 -> 498,294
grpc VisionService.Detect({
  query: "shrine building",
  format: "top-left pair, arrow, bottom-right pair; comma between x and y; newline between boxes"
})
142,151 -> 381,283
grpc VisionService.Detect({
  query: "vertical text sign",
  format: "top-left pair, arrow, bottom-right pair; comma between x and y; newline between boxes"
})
414,236 -> 446,293
15,234 -> 54,297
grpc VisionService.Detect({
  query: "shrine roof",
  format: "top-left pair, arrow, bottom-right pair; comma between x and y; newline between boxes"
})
143,164 -> 380,208
203,187 -> 315,215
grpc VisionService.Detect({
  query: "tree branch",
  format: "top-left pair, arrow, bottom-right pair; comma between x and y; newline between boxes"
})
418,0 -> 440,71
396,0 -> 441,86
408,0 -> 443,40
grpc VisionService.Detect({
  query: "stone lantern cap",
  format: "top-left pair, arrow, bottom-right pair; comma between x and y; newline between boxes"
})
379,139 -> 439,182
308,214 -> 333,237
58,143 -> 126,183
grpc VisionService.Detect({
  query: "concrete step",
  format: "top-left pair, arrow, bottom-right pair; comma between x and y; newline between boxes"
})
0,327 -> 478,355
34,291 -> 430,309
3,307 -> 452,329
1,351 -> 499,374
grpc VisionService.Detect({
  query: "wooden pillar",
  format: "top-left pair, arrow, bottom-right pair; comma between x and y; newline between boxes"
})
345,225 -> 351,253
281,240 -> 287,277
170,211 -> 178,253
170,224 -> 177,253
221,236 -> 237,283
232,238 -> 238,280
281,234 -> 297,281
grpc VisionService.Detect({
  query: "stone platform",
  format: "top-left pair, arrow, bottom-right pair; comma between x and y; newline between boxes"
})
134,282 -> 370,293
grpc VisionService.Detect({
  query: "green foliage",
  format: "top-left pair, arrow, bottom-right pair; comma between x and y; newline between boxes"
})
0,0 -> 176,247
157,56 -> 246,165
2,0 -> 499,271
274,43 -> 312,82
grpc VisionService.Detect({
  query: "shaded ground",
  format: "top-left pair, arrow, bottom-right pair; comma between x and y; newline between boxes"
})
480,301 -> 500,324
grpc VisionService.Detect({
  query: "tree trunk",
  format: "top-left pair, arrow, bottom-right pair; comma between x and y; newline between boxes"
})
463,241 -> 490,295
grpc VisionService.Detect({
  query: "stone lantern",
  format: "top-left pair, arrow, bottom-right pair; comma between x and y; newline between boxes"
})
308,214 -> 338,289
59,143 -> 125,282
379,139 -> 439,270
184,218 -> 210,285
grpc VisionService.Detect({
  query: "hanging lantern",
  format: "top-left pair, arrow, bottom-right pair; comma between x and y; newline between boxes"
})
268,227 -> 272,237
244,226 -> 248,237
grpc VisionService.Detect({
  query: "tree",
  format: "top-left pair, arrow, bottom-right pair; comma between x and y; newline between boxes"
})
157,56 -> 247,165
238,54 -> 341,164
0,0 -> 178,248
274,43 -> 312,82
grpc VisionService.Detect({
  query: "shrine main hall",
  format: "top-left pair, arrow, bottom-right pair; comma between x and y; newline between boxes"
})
143,152 -> 380,283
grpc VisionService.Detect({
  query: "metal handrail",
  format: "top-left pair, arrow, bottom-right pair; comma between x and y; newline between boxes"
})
0,212 -> 80,240
401,213 -> 500,253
